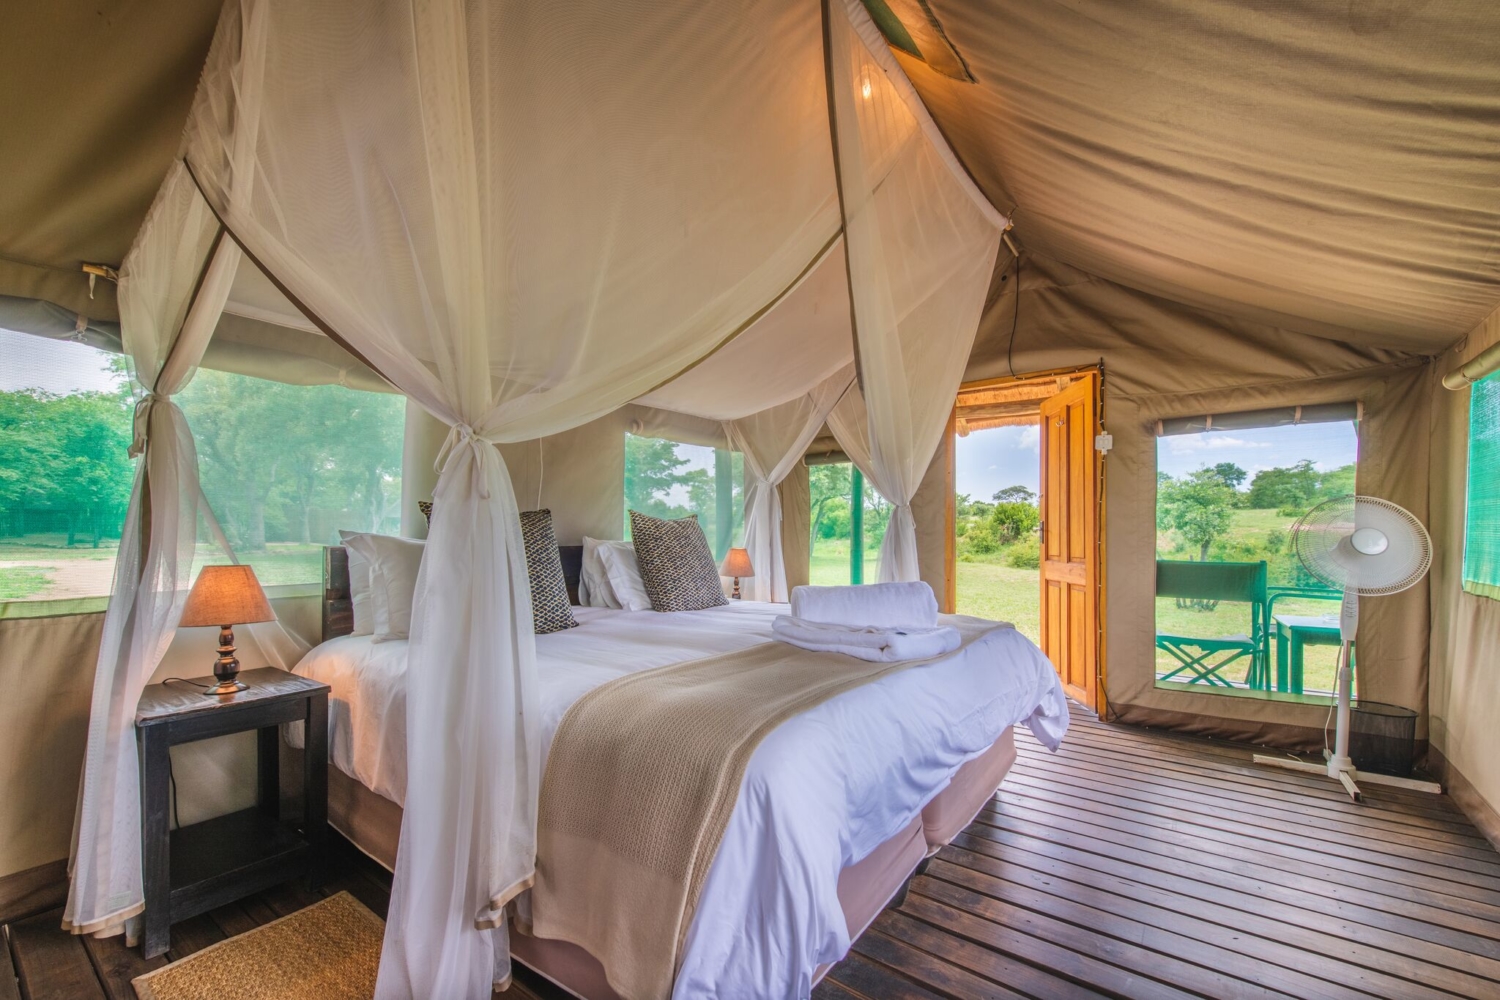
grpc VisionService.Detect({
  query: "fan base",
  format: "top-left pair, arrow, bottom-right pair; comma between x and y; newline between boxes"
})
1252,753 -> 1442,802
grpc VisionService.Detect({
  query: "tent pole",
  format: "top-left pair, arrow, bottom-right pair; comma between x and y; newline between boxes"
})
1443,338 -> 1500,389
850,466 -> 864,585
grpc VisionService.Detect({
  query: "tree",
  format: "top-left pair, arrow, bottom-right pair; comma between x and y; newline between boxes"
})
624,434 -> 693,522
49,391 -> 137,545
1245,460 -> 1354,513
1208,462 -> 1247,490
179,371 -> 403,550
624,435 -> 744,544
991,497 -> 1040,541
1246,460 -> 1319,511
1157,468 -> 1236,561
992,485 -> 1036,505
684,450 -> 743,551
953,492 -> 994,521
809,464 -> 851,541
863,491 -> 891,552
0,386 -> 134,546
1316,463 -> 1356,501
988,483 -> 1039,542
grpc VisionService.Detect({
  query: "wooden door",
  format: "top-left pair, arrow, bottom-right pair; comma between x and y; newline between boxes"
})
1039,373 -> 1100,708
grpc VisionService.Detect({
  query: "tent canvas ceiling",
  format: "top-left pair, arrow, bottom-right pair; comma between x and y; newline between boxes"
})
904,0 -> 1500,353
5,1 -> 1498,356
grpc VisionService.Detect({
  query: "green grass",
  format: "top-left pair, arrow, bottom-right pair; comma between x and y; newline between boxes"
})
955,560 -> 1039,644
809,538 -> 879,587
0,566 -> 55,600
227,544 -> 326,587
1155,594 -> 1342,693
0,539 -> 118,560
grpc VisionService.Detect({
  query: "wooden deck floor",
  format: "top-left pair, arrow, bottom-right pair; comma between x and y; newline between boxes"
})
7,706 -> 1499,999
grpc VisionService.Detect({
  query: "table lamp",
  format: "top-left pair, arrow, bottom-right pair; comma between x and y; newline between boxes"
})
180,565 -> 277,696
720,547 -> 754,600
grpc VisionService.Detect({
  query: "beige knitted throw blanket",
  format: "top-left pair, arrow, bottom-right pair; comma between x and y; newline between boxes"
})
529,618 -> 996,1000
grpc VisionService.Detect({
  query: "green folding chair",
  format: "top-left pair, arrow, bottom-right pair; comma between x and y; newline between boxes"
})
1155,560 -> 1269,689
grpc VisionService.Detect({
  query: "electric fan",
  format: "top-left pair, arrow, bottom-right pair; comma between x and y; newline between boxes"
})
1252,495 -> 1440,801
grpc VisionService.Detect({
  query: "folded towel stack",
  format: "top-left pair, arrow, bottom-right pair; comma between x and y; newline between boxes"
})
771,615 -> 961,663
788,582 -> 939,629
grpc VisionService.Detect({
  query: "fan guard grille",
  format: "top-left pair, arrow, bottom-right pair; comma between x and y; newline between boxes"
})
1292,496 -> 1431,596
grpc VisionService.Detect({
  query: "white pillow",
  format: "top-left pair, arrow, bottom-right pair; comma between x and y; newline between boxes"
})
338,530 -> 374,636
580,536 -> 621,609
341,532 -> 426,642
598,540 -> 652,612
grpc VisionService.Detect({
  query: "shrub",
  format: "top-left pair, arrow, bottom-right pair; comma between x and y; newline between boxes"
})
963,519 -> 1001,555
1006,537 -> 1041,569
992,500 -> 1040,541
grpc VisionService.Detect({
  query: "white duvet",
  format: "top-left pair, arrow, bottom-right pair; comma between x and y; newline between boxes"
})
292,601 -> 1068,999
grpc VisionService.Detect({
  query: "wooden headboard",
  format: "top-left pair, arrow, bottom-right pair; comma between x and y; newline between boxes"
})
322,544 -> 585,643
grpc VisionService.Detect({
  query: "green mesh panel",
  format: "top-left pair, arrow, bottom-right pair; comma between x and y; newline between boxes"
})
1464,372 -> 1500,601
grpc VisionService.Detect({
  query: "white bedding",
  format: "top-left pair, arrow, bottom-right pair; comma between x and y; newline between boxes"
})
292,601 -> 1068,999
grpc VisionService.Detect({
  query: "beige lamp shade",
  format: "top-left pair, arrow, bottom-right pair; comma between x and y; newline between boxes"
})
180,565 -> 276,627
720,547 -> 754,579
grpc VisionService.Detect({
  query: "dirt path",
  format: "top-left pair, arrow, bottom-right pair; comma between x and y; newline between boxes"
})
0,557 -> 116,600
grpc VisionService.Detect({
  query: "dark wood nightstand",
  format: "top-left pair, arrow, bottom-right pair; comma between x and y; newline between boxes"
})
135,667 -> 328,958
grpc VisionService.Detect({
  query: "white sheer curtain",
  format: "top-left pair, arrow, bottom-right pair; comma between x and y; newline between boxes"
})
725,367 -> 854,602
825,0 -> 1006,582
62,164 -> 241,941
177,0 -> 841,994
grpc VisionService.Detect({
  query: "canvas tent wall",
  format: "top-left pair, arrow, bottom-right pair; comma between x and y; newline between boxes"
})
1429,304 -> 1500,844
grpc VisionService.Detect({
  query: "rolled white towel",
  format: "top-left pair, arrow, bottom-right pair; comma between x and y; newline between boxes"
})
788,581 -> 938,629
772,615 -> 960,663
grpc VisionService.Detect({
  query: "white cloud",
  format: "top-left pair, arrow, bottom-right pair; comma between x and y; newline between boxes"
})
1167,434 -> 1271,455
1018,425 -> 1040,451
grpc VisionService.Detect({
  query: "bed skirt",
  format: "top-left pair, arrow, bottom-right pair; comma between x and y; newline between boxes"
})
291,728 -> 1017,999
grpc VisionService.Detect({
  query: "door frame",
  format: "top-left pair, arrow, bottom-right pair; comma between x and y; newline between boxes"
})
949,365 -> 1107,713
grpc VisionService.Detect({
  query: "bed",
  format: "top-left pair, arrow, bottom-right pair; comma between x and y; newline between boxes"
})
289,545 -> 1068,999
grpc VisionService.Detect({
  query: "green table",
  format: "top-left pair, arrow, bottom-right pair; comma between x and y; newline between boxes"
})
1274,614 -> 1350,694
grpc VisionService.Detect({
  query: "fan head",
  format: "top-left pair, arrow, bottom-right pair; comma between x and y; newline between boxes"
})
1292,495 -> 1431,596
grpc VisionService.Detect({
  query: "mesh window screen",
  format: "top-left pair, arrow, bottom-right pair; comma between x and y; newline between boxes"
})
1464,372 -> 1500,600
176,370 -> 405,591
623,434 -> 744,561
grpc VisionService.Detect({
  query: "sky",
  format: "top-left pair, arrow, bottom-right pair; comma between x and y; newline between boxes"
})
1155,420 -> 1359,484
956,419 -> 1359,503
0,328 -> 122,394
956,424 -> 1040,502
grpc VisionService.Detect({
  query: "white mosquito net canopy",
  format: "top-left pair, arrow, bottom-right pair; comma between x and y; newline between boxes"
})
62,0 -> 1005,995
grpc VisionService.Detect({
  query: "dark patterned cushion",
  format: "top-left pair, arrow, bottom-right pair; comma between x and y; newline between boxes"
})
520,509 -> 578,634
628,510 -> 729,613
418,500 -> 434,526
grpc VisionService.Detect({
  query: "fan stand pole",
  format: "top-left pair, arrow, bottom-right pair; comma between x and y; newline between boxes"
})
1253,640 -> 1441,801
